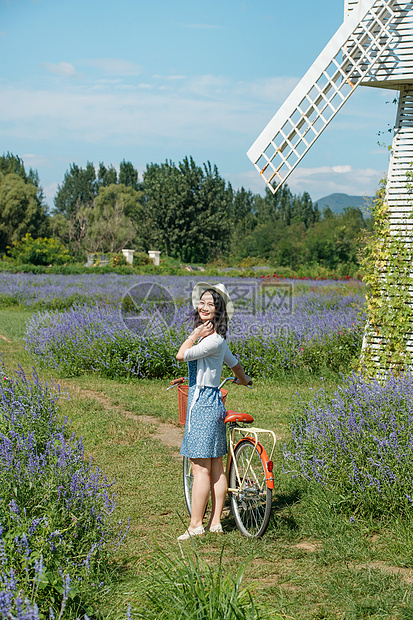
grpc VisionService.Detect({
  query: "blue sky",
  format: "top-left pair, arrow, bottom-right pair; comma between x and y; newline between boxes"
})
0,0 -> 397,208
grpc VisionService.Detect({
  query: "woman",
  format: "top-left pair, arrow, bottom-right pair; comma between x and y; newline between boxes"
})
176,282 -> 252,541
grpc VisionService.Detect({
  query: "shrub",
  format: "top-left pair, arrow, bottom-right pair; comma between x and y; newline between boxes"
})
23,277 -> 365,380
133,251 -> 152,266
297,328 -> 362,373
24,303 -> 183,378
284,372 -> 413,517
109,253 -> 128,267
0,365 -> 127,617
7,233 -> 71,266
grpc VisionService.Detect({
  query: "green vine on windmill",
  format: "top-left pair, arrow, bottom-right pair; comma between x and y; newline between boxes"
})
359,174 -> 413,378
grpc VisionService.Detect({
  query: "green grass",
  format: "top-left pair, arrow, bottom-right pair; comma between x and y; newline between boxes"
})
0,308 -> 33,339
2,308 -> 413,619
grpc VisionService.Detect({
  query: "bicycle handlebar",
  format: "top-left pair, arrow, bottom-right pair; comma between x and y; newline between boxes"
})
170,377 -> 185,386
219,376 -> 253,389
167,376 -> 252,391
167,376 -> 186,390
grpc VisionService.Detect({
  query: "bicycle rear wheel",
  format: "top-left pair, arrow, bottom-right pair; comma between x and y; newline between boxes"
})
229,439 -> 272,538
183,456 -> 193,516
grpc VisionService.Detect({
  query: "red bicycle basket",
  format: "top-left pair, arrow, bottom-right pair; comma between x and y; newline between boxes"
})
177,385 -> 228,425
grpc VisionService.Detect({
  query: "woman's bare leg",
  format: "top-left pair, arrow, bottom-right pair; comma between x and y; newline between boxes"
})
208,456 -> 227,528
190,458 -> 211,529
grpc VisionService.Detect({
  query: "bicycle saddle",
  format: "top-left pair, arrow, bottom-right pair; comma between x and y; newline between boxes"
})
224,411 -> 254,424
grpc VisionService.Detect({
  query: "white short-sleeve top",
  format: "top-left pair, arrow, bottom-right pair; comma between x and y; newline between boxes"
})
183,333 -> 238,387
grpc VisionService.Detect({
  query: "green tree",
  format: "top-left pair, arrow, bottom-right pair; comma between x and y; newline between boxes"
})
0,152 -> 43,200
54,162 -> 97,218
97,163 -> 118,187
233,188 -> 257,231
239,220 -> 308,268
52,160 -> 142,259
143,157 -> 232,263
0,173 -> 48,253
83,184 -> 144,253
305,207 -> 367,269
240,222 -> 281,259
292,191 -> 320,228
256,185 -> 294,225
50,209 -> 90,262
119,159 -> 139,190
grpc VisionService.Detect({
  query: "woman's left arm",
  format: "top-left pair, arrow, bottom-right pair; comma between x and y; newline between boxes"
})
231,362 -> 252,386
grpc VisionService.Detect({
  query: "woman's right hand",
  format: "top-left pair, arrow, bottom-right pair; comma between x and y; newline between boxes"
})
193,321 -> 214,340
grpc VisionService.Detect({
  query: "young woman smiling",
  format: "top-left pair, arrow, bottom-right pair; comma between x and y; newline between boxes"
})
176,282 -> 251,541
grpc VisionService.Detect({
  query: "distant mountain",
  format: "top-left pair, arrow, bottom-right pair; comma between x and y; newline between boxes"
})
315,193 -> 373,215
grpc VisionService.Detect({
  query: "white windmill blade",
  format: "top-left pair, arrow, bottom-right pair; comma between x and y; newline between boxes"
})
247,0 -> 397,194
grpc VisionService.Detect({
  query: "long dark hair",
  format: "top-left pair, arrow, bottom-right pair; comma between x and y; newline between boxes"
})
191,289 -> 228,338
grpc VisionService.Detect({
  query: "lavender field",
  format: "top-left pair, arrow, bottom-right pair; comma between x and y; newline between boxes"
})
0,271 -> 364,308
285,371 -> 413,517
4,273 -> 413,617
0,366 -> 127,618
18,274 -> 366,379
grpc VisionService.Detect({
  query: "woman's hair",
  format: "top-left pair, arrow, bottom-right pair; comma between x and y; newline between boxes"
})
191,289 -> 228,337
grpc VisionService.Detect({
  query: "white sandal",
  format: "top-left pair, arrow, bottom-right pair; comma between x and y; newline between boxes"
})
209,523 -> 223,534
177,525 -> 205,541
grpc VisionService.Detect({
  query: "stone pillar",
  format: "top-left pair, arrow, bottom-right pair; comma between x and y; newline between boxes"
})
122,249 -> 135,265
148,250 -> 161,266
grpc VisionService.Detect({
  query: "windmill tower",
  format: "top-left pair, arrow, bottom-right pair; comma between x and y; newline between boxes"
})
247,0 -> 413,369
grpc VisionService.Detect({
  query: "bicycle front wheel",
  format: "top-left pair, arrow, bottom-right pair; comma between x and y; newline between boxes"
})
229,439 -> 272,538
182,456 -> 193,516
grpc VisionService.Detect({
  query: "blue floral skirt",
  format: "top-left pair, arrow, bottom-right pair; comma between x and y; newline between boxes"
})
180,384 -> 228,459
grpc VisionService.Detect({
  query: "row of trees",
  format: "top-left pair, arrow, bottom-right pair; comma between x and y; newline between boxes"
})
0,152 -> 372,270
0,154 -> 48,253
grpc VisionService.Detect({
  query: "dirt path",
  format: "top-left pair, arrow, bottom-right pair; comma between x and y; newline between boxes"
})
60,381 -> 184,450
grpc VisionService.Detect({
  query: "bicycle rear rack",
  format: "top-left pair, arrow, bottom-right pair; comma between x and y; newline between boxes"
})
227,426 -> 276,493
232,426 -> 276,460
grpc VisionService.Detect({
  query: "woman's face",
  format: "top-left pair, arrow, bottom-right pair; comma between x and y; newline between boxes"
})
198,291 -> 216,323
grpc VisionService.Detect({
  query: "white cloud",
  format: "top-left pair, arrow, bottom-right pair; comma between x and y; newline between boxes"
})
42,62 -> 76,77
235,77 -> 299,104
0,71 -> 393,202
80,58 -> 141,76
287,165 -> 386,201
332,164 -> 351,174
22,153 -> 53,168
185,74 -> 229,97
228,164 -> 386,203
225,169 -> 268,195
0,80 -> 266,145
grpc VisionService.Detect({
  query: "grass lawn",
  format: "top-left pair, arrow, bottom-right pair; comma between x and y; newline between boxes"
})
2,309 -> 413,619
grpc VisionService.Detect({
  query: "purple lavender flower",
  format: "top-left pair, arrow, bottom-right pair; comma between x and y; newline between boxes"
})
24,277 -> 365,380
285,371 -> 413,515
0,364 -> 127,618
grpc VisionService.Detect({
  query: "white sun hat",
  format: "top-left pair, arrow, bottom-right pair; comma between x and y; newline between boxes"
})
192,282 -> 234,320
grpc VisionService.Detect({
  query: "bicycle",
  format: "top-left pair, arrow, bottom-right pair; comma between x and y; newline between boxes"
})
168,376 -> 276,538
